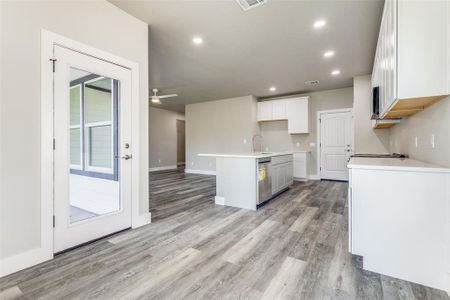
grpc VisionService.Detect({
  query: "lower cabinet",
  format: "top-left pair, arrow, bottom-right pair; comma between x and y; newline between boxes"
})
349,166 -> 450,290
293,152 -> 309,180
271,157 -> 293,195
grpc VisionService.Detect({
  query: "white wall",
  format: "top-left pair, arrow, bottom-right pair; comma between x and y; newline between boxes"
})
353,75 -> 390,154
0,1 -> 148,261
149,107 -> 185,170
185,95 -> 259,172
260,87 -> 353,176
390,96 -> 450,167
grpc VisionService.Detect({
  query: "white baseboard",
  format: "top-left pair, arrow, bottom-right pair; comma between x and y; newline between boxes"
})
132,212 -> 151,229
0,247 -> 53,278
294,177 -> 308,182
215,196 -> 225,205
308,174 -> 320,180
149,165 -> 177,172
185,169 -> 217,176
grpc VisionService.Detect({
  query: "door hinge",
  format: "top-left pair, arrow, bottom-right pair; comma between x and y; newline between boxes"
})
50,58 -> 57,72
53,138 -> 56,150
53,216 -> 55,228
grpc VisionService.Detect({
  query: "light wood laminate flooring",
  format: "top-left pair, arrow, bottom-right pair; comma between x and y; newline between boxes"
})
0,169 -> 448,300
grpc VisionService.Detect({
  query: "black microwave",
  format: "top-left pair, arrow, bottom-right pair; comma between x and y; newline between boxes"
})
372,86 -> 379,119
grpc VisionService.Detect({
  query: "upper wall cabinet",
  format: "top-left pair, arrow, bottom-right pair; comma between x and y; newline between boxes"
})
372,0 -> 450,119
257,97 -> 309,134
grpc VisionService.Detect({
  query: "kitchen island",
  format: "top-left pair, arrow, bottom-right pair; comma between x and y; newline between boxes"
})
198,152 -> 293,210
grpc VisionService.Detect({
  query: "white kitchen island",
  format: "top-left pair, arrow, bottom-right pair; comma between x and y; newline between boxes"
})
199,153 -> 294,210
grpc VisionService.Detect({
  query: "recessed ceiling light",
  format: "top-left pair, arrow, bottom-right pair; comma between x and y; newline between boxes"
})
313,19 -> 326,29
324,51 -> 335,58
331,70 -> 341,76
269,86 -> 277,92
192,36 -> 203,45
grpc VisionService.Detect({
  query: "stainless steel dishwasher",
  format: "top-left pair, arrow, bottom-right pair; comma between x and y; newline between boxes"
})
257,157 -> 272,205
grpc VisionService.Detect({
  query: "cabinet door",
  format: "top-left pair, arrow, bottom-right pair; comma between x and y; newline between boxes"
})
257,101 -> 273,121
271,165 -> 279,194
286,97 -> 309,134
286,162 -> 293,186
272,100 -> 287,120
293,157 -> 306,178
278,164 -> 286,189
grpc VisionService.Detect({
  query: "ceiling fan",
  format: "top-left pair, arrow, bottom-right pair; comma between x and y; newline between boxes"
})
150,88 -> 178,104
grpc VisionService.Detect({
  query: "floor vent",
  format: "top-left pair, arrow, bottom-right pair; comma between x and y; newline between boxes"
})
235,0 -> 267,11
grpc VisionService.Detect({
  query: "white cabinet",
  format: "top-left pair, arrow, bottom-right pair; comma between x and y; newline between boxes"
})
257,101 -> 273,121
286,97 -> 309,134
257,97 -> 309,134
271,155 -> 293,194
272,100 -> 287,120
372,0 -> 449,119
293,152 -> 309,180
348,159 -> 450,290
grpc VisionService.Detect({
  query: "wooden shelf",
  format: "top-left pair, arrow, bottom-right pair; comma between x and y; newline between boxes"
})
385,95 -> 448,119
372,119 -> 401,129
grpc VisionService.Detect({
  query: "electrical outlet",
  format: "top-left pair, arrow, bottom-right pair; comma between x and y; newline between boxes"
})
431,134 -> 435,148
158,159 -> 161,164
296,142 -> 300,147
414,136 -> 418,148
309,142 -> 316,148
243,139 -> 247,144
265,147 -> 269,152
191,161 -> 194,166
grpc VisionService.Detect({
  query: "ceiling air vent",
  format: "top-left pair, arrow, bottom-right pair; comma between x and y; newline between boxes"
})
235,0 -> 267,11
305,80 -> 320,86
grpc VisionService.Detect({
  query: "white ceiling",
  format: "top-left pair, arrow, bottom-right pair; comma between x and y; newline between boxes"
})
110,0 -> 383,112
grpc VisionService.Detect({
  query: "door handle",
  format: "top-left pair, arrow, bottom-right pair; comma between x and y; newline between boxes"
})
121,154 -> 132,160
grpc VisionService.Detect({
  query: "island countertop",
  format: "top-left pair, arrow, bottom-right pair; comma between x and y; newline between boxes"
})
198,152 -> 293,159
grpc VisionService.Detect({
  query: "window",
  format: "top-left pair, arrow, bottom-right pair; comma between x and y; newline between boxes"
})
69,73 -> 119,180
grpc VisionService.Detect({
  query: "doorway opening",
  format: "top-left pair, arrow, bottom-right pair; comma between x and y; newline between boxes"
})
176,119 -> 185,168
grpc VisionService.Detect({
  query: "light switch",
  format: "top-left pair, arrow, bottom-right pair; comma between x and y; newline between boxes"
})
243,139 -> 247,144
296,142 -> 300,147
309,142 -> 316,147
158,159 -> 161,164
414,136 -> 418,148
431,134 -> 435,148
191,161 -> 194,166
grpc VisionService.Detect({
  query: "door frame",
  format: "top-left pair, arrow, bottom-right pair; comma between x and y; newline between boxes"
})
316,108 -> 354,180
41,30 -> 144,257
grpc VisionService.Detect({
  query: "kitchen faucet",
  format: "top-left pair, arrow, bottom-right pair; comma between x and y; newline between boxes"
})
252,134 -> 263,153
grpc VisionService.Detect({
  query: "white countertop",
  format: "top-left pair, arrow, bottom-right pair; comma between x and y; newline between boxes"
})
198,152 -> 294,159
348,157 -> 450,173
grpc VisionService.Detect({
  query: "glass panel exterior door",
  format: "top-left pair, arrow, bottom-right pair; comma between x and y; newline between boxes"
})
54,45 -> 132,253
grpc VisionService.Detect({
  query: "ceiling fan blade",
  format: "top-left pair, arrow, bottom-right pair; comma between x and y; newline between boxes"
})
158,94 -> 178,99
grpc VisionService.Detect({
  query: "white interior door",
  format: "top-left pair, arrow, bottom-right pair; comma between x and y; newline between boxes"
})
320,110 -> 353,181
53,45 -> 132,252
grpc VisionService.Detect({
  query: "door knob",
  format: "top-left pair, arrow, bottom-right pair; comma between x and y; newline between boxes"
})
121,154 -> 132,160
